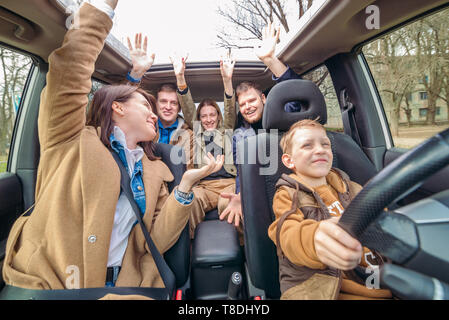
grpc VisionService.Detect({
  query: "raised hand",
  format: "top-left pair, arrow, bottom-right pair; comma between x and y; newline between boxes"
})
254,22 -> 287,77
220,50 -> 235,97
220,50 -> 235,81
178,153 -> 224,193
127,33 -> 155,79
169,53 -> 189,77
254,21 -> 281,62
169,53 -> 189,89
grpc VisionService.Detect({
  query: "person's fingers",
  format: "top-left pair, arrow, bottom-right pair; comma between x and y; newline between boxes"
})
321,219 -> 361,251
275,25 -> 281,42
316,240 -> 360,270
127,37 -> 133,50
220,193 -> 234,199
219,207 -> 230,220
234,212 -> 241,227
143,36 -> 148,53
227,211 -> 235,224
315,228 -> 362,268
134,33 -> 139,49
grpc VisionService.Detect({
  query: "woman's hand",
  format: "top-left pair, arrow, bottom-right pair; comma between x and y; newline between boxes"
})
127,33 -> 155,80
169,53 -> 189,89
220,50 -> 235,97
219,193 -> 243,227
220,50 -> 235,81
314,216 -> 363,270
178,153 -> 224,193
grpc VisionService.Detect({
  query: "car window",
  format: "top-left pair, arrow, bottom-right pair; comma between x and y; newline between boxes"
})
302,65 -> 342,132
362,7 -> 449,149
0,47 -> 32,173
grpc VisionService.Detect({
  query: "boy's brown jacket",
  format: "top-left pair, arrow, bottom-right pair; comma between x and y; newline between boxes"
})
2,4 -> 192,294
268,169 -> 392,300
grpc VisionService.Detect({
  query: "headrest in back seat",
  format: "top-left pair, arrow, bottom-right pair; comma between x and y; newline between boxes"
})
263,79 -> 327,131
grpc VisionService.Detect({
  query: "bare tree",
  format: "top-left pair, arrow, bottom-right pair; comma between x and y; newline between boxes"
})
416,13 -> 448,125
0,48 -> 32,156
216,0 -> 313,49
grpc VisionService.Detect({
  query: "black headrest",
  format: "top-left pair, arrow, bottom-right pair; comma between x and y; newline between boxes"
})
263,79 -> 327,131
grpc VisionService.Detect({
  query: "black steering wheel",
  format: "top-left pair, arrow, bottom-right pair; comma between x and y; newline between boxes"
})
338,128 -> 449,299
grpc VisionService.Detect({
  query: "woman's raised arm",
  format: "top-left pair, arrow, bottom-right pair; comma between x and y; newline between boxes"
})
38,1 -> 115,151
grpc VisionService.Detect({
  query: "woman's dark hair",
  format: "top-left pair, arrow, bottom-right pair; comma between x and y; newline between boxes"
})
86,84 -> 159,160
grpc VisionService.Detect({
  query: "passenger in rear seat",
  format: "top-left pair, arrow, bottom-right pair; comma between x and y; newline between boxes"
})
169,52 -> 237,238
219,22 -> 302,233
126,34 -> 194,171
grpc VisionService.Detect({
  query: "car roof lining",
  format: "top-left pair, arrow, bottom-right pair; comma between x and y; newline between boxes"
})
1,0 -> 448,102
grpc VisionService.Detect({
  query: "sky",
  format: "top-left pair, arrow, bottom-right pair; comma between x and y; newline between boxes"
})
111,0 -> 254,64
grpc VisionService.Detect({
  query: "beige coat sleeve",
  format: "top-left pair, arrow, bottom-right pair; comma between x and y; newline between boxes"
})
38,3 -> 112,151
223,92 -> 236,129
150,185 -> 192,254
177,89 -> 196,130
268,188 -> 327,270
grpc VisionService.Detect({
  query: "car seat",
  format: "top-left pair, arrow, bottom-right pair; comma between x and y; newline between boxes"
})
238,79 -> 378,299
154,143 -> 190,289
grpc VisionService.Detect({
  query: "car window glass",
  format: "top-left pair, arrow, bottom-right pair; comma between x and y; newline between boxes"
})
302,65 -> 342,132
362,7 -> 449,149
0,47 -> 32,173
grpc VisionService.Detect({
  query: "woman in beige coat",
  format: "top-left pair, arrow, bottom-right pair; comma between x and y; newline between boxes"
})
2,0 -> 222,296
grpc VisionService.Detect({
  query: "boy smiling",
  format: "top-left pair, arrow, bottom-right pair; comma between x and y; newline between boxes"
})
268,119 -> 391,300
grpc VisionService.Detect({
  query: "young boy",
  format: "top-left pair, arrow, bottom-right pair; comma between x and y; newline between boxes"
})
268,119 -> 392,300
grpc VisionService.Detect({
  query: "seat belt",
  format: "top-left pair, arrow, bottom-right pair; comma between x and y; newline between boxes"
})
340,89 -> 362,146
110,150 -> 176,298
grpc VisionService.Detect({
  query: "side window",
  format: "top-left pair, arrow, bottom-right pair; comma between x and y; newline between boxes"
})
363,7 -> 449,149
88,79 -> 105,102
302,65 -> 342,132
0,47 -> 32,173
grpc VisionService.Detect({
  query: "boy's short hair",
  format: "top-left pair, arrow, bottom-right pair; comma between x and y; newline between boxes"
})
280,118 -> 325,154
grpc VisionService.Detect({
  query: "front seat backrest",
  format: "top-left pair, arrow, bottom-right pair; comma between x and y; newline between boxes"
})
154,143 -> 190,289
239,79 -> 377,298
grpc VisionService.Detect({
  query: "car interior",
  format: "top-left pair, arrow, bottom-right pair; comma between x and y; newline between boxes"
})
0,0 -> 449,300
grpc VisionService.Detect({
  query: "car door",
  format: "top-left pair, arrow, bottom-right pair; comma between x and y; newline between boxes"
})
0,45 -> 45,289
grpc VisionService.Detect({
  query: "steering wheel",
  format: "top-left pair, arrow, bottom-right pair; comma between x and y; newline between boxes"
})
338,128 -> 449,299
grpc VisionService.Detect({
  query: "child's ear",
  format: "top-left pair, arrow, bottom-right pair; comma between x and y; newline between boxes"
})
281,153 -> 295,170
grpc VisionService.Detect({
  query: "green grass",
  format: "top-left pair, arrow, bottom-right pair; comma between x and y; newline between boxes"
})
0,156 -> 7,173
